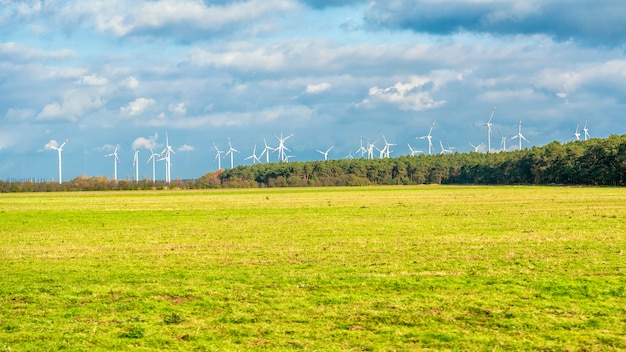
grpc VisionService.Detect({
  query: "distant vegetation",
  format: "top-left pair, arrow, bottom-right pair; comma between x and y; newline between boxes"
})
2,134 -> 625,192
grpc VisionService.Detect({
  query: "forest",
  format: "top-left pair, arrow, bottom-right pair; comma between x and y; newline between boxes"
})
1,134 -> 625,192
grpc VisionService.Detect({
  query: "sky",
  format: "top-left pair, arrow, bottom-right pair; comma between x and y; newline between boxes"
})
1,0 -> 625,182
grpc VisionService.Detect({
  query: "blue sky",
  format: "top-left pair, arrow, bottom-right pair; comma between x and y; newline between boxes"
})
1,0 -> 625,181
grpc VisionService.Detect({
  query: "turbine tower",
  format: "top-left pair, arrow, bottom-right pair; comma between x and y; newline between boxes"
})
511,119 -> 531,150
213,143 -> 224,170
417,121 -> 435,155
146,148 -> 160,182
224,137 -> 240,169
480,107 -> 496,153
46,138 -> 69,184
357,136 -> 367,158
132,148 -> 140,182
496,128 -> 508,152
105,144 -> 120,181
316,145 -> 334,161
159,131 -> 175,182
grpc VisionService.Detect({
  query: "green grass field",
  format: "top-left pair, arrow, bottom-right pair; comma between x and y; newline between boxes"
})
1,186 -> 625,351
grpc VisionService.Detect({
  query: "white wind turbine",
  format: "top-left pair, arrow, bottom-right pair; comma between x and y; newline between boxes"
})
316,145 -> 334,161
381,134 -> 396,158
357,136 -> 367,158
496,128 -> 509,152
224,137 -> 240,168
407,143 -> 423,156
573,120 -> 581,141
159,131 -> 175,182
105,144 -> 120,181
366,139 -> 377,159
273,133 -> 293,162
213,143 -> 224,170
259,138 -> 275,164
582,117 -> 590,140
132,148 -> 140,182
510,119 -> 531,150
477,107 -> 496,153
469,142 -> 484,153
45,138 -> 69,184
344,150 -> 354,159
146,148 -> 160,182
417,121 -> 436,155
439,140 -> 454,154
244,144 -> 262,164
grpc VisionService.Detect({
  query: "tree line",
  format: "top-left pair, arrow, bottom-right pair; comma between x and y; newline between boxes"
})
1,134 -> 625,192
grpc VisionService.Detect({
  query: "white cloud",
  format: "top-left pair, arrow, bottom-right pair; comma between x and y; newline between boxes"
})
536,60 -> 626,96
132,133 -> 159,150
5,108 -> 36,121
178,144 -> 194,152
481,89 -> 544,102
122,76 -> 139,89
306,82 -> 331,94
120,97 -> 155,116
64,0 -> 299,37
358,76 -> 448,111
44,139 -> 60,150
77,74 -> 108,86
169,102 -> 187,115
36,91 -> 105,121
0,42 -> 74,61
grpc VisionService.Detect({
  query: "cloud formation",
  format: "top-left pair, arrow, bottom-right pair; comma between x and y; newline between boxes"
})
365,0 -> 626,46
120,98 -> 156,116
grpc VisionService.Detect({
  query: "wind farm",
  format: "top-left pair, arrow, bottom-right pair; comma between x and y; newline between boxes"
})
25,110 -> 605,184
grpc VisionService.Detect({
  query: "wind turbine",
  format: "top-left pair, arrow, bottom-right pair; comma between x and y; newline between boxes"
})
259,138 -> 275,164
366,139 -> 377,159
159,131 -> 175,182
46,138 -> 68,184
244,144 -> 262,164
344,150 -> 354,160
573,120 -> 581,141
213,143 -> 224,170
357,136 -> 367,158
132,148 -> 140,182
496,128 -> 509,152
381,134 -> 396,158
273,133 -> 293,162
146,148 -> 160,182
477,107 -> 496,153
582,117 -> 590,140
105,144 -> 120,181
469,142 -> 484,153
224,137 -> 240,168
510,119 -> 531,150
316,145 -> 334,161
407,143 -> 423,156
417,121 -> 435,155
439,140 -> 454,154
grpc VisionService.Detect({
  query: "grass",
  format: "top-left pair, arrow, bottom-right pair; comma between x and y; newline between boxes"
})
1,186 -> 625,350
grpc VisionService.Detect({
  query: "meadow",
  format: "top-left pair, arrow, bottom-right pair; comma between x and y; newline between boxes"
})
1,186 -> 625,351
